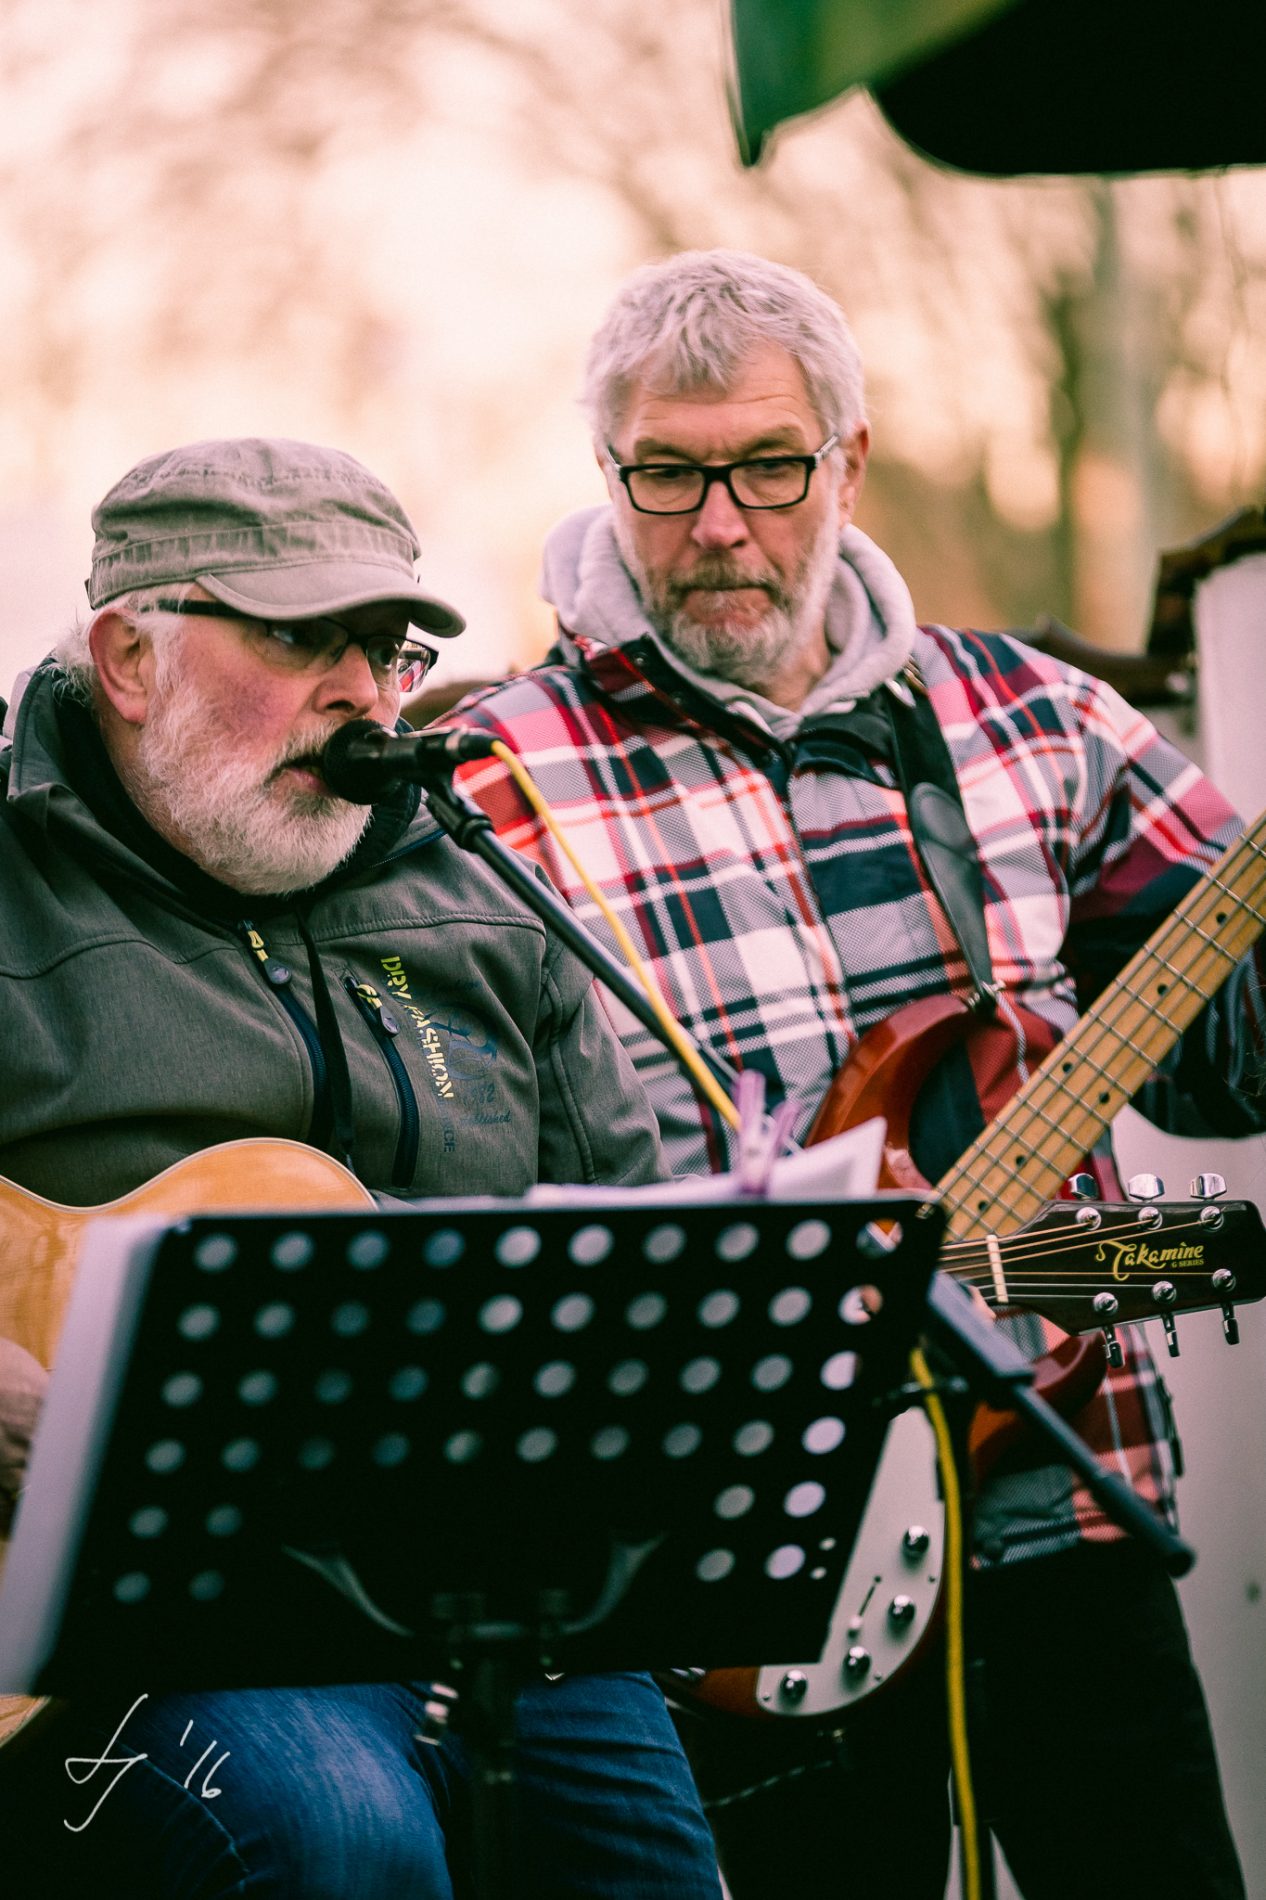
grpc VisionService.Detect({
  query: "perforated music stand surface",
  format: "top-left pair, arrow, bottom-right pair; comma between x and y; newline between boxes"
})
0,1193 -> 942,1696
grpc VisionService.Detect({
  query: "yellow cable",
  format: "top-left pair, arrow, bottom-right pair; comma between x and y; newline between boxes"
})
910,1346 -> 980,1900
488,740 -> 740,1131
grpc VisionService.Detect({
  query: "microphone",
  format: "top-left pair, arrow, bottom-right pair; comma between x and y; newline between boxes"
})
321,720 -> 498,804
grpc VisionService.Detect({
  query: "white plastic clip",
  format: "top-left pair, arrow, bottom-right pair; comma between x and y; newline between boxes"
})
736,1072 -> 800,1195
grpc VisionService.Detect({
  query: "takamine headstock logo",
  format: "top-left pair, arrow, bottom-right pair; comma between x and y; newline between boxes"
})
1094,1237 -> 1206,1284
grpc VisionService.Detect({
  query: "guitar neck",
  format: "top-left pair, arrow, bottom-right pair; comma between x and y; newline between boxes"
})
940,811 -> 1266,1240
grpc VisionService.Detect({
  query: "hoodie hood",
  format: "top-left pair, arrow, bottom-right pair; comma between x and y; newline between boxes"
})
539,505 -> 918,734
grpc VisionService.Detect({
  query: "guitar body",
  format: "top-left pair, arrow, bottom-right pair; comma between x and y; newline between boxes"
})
676,994 -> 1107,1723
0,1138 -> 374,1750
807,991 -> 1108,1466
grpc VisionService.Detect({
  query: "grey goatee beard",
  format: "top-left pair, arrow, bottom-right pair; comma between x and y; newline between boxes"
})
128,658 -> 372,896
618,506 -> 840,695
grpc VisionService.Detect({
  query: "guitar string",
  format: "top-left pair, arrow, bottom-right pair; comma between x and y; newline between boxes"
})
953,894 -> 1266,1194
941,859 -> 1266,1228
941,1211 -> 1230,1302
945,845 -> 1266,1201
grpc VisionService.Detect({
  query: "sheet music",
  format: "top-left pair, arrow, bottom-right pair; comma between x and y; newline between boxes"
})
526,1117 -> 886,1209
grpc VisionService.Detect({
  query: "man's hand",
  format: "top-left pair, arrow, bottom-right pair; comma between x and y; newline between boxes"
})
0,1336 -> 50,1534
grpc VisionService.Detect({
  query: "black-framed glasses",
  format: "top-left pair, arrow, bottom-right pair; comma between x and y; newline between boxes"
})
607,434 -> 840,515
150,600 -> 438,693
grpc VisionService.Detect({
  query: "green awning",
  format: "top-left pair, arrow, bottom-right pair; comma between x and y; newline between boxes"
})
729,0 -> 1266,176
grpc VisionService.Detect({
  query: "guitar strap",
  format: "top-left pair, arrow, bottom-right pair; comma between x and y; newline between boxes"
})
796,662 -> 999,1017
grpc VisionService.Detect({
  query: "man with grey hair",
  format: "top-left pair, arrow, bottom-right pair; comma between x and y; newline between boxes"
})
0,437 -> 723,1898
446,251 -> 1257,1897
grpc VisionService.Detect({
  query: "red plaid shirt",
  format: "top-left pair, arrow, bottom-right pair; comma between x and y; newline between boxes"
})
449,621 -> 1266,1564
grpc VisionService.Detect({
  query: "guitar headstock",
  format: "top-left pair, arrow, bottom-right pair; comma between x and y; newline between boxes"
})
970,1198 -> 1266,1343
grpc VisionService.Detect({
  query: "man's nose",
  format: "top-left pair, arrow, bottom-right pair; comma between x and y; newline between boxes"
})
314,641 -> 383,714
690,477 -> 749,549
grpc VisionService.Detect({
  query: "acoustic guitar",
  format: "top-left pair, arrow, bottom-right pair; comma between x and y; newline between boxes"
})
0,1137 -> 373,1750
676,802 -> 1266,1722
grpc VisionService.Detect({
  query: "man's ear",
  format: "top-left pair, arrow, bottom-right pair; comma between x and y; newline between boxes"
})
87,609 -> 155,727
836,423 -> 871,528
595,441 -> 619,500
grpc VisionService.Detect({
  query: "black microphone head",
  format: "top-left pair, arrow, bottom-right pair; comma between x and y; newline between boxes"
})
321,720 -> 387,804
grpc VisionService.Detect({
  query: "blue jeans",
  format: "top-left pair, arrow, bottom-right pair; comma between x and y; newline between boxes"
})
4,1672 -> 722,1898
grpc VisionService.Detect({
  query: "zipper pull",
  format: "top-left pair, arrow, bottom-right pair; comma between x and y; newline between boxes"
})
342,973 -> 400,1037
239,919 -> 293,988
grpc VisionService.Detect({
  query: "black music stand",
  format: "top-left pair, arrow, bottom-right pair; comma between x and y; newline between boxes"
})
0,1191 -> 941,1896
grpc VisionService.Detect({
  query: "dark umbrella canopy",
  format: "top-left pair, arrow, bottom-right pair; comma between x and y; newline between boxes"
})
730,0 -> 1266,176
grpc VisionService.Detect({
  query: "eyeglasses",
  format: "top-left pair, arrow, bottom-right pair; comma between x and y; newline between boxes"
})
150,599 -> 438,693
607,435 -> 840,515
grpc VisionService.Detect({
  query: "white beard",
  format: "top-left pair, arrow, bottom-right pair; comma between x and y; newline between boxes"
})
617,504 -> 840,695
128,664 -> 372,896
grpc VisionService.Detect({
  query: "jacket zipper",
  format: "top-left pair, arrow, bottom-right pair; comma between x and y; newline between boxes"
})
238,921 -> 334,1153
343,974 -> 421,1192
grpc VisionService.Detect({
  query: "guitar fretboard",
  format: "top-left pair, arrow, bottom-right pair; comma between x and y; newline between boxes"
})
940,811 -> 1266,1240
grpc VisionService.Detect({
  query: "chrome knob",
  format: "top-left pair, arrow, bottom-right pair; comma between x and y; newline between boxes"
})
902,1525 -> 931,1556
843,1647 -> 872,1679
888,1595 -> 917,1627
1093,1292 -> 1120,1318
779,1670 -> 809,1702
1126,1173 -> 1165,1201
1065,1173 -> 1098,1200
1190,1173 -> 1226,1201
1151,1280 -> 1178,1306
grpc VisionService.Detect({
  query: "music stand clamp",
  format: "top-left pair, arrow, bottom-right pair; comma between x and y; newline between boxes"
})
0,1191 -> 943,1898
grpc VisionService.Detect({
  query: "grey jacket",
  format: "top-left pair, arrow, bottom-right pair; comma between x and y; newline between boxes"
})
0,663 -> 663,1207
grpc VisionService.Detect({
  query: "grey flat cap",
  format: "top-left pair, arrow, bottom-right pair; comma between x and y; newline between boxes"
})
87,437 -> 464,635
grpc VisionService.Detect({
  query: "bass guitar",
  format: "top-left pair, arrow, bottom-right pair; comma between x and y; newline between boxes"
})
676,800 -> 1266,1722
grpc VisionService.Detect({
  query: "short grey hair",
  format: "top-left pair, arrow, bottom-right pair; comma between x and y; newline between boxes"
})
52,581 -> 197,706
583,250 -> 867,447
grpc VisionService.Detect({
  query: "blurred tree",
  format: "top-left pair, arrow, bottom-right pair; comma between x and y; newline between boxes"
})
1,0 -> 1264,648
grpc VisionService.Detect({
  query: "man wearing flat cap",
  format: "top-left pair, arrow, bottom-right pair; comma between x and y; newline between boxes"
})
0,439 -> 721,1897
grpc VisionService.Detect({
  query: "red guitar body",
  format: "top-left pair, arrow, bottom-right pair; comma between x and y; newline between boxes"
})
804,992 -> 1108,1472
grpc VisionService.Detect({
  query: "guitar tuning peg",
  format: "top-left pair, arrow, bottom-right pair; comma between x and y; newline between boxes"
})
1213,1267 -> 1240,1344
1191,1173 -> 1228,1227
1064,1173 -> 1098,1200
1150,1280 -> 1181,1356
1093,1291 -> 1124,1368
1126,1173 -> 1165,1201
